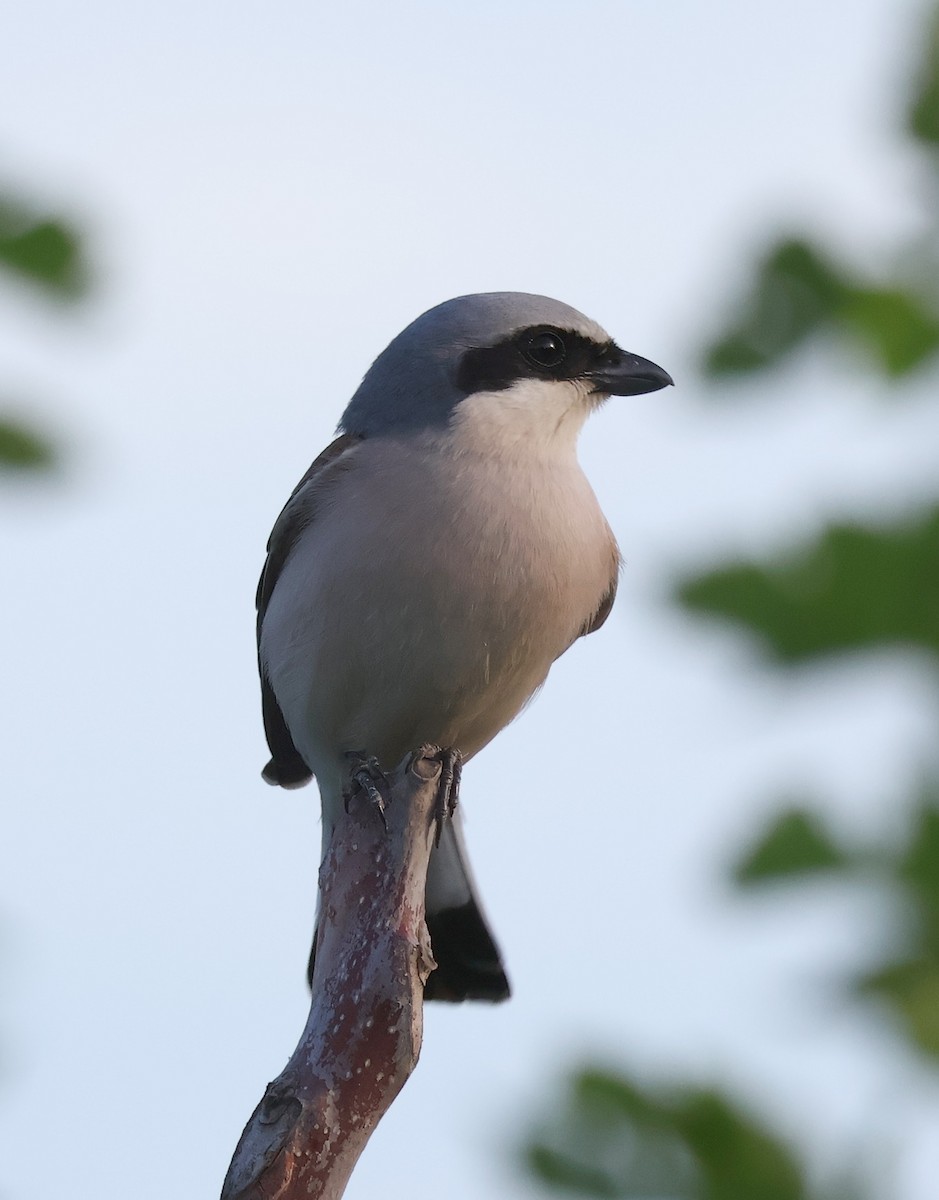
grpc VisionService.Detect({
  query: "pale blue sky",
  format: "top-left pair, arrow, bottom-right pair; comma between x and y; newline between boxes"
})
2,2 -> 939,1197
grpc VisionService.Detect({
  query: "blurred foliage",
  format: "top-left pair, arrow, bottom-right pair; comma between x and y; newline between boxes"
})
676,506 -> 939,666
677,0 -> 939,1079
704,239 -> 844,375
909,4 -> 939,145
524,1067 -> 860,1200
703,237 -> 939,380
839,285 -> 939,376
735,782 -> 939,1059
0,415 -> 55,469
732,807 -> 849,883
0,190 -> 88,471
700,0 -> 939,386
526,5 -> 939,1199
0,197 -> 87,301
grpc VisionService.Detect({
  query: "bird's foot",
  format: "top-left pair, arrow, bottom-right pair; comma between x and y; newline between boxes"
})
431,747 -> 462,847
343,751 -> 391,830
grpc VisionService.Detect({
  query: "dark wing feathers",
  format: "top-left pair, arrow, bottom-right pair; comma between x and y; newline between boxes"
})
257,432 -> 363,787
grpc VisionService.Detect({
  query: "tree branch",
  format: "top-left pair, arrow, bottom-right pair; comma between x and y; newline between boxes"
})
221,746 -> 442,1200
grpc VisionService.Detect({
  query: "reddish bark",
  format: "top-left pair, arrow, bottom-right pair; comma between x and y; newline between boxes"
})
221,747 -> 441,1200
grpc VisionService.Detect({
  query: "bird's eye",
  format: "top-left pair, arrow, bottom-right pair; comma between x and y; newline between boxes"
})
521,329 -> 567,370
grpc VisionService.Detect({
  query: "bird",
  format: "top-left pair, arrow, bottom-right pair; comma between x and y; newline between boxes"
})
256,292 -> 672,1002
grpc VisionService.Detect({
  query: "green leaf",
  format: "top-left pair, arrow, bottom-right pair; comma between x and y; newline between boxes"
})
523,1069 -> 813,1200
733,809 -> 849,886
855,957 -> 939,1059
0,197 -> 87,300
837,285 -> 939,376
526,1069 -> 694,1198
525,1145 -> 622,1198
893,783 -> 939,943
908,5 -> 939,146
674,507 -> 939,665
571,1070 -> 654,1127
0,417 -> 56,469
702,238 -> 846,377
674,1090 -> 806,1200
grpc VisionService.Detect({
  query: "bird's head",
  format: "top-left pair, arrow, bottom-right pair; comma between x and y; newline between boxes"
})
340,292 -> 672,453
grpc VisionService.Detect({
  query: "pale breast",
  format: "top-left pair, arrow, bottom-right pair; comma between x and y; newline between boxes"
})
260,434 -> 618,779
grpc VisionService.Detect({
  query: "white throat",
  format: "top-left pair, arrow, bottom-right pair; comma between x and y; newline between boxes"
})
447,377 -> 599,460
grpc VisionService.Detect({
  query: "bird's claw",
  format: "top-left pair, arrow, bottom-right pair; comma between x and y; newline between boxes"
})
342,747 -> 461,843
432,747 -> 462,848
343,752 -> 390,829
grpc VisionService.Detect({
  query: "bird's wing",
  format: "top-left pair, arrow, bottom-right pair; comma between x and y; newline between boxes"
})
256,432 -> 364,787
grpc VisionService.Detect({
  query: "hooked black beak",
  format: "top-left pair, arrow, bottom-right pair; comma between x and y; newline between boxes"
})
587,347 -> 673,396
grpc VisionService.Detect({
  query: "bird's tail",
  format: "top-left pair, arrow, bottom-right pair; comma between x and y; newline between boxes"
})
306,809 -> 510,1002
423,812 -> 510,1001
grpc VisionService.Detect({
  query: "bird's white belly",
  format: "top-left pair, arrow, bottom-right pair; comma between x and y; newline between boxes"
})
259,438 -> 615,793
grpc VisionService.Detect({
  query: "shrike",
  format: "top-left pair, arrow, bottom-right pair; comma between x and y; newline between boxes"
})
257,292 -> 671,1002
